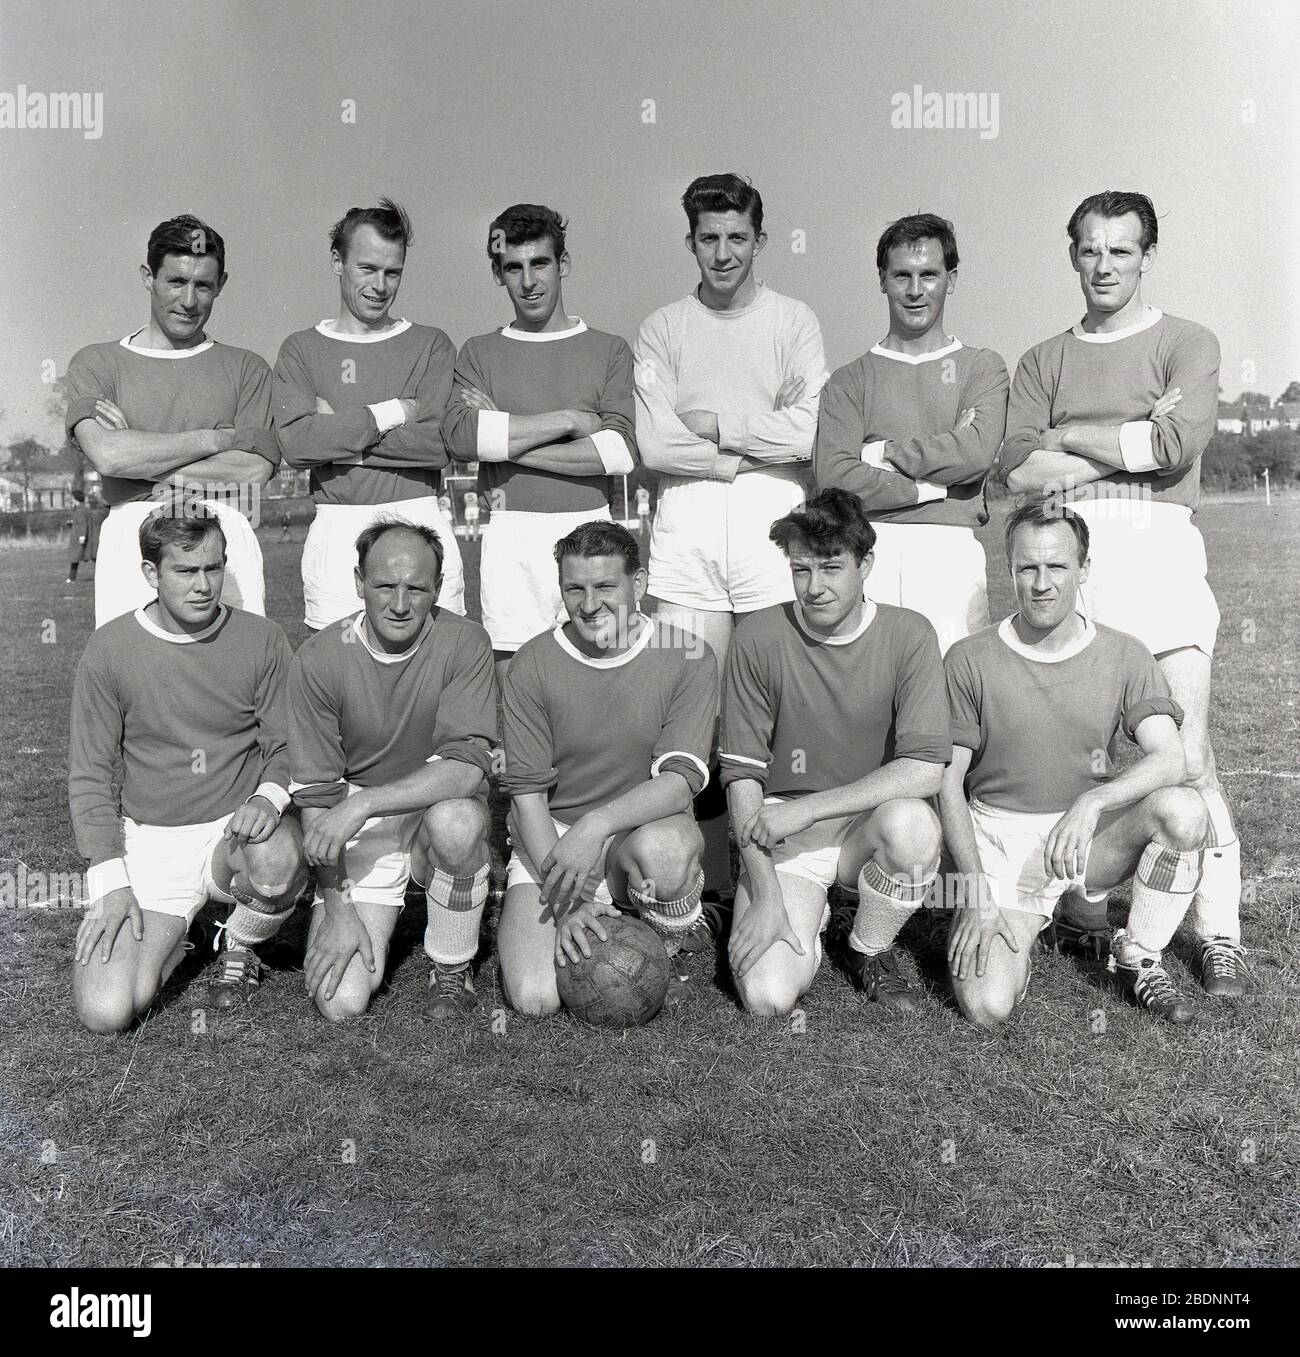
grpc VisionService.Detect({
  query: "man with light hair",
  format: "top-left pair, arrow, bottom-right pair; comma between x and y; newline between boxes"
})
999,189 -> 1245,997
941,496 -> 1208,1025
272,198 -> 465,630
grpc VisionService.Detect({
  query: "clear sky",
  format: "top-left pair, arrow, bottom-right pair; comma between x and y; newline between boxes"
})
1,0 -> 1296,446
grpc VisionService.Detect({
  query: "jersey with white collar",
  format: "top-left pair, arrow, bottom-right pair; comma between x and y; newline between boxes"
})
944,617 -> 1183,813
68,606 -> 292,865
814,341 -> 1008,527
441,322 -> 636,514
289,609 -> 497,809
272,321 -> 457,504
720,601 -> 951,796
64,336 -> 278,506
501,617 -> 716,825
999,310 -> 1219,509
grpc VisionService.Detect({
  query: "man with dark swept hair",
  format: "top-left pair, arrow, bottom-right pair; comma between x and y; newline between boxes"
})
485,203 -> 566,263
273,198 -> 465,630
998,190 -> 1245,999
815,211 -> 1008,654
553,517 -> 640,577
874,212 -> 958,272
720,488 -> 950,1016
1067,190 -> 1158,254
634,171 -> 829,913
443,201 -> 636,686
69,504 -> 306,1031
497,520 -> 717,1016
681,173 -> 764,237
65,213 -> 279,628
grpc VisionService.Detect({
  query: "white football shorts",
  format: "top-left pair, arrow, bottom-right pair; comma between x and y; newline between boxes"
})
480,505 -> 612,653
863,523 -> 989,655
121,813 -> 237,923
1073,500 -> 1220,657
505,815 -> 616,907
96,498 -> 264,630
302,497 -> 465,630
647,468 -> 805,613
965,798 -> 1102,920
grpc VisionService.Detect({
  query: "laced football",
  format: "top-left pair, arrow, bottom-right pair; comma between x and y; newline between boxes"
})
556,912 -> 671,1028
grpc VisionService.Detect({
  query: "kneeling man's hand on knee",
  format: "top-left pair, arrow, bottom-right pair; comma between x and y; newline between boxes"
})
948,876 -> 1020,981
1044,793 -> 1101,883
76,886 -> 143,965
729,892 -> 805,979
539,818 -> 610,915
305,900 -> 375,1002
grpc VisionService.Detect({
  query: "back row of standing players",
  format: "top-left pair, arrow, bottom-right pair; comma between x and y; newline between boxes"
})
65,175 -> 1249,1031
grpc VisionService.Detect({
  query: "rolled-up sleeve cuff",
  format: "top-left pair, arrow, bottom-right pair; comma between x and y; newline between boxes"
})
718,751 -> 770,789
591,429 -> 634,475
66,396 -> 101,439
368,399 -> 407,435
714,452 -> 743,483
87,858 -> 130,903
475,410 -> 510,462
650,751 -> 709,796
1119,420 -> 1159,473
290,779 -> 348,809
248,782 -> 291,815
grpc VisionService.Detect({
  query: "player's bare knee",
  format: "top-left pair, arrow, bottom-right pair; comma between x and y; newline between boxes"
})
315,974 -> 376,1023
873,798 -> 942,874
954,981 -> 1017,1029
240,838 -> 308,907
74,983 -> 137,1035
626,819 -> 702,898
502,969 -> 561,1018
420,798 -> 488,870
1179,737 -> 1215,790
1146,786 -> 1208,852
737,972 -> 803,1018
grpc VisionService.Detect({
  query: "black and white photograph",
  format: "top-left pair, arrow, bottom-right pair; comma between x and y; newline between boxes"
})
0,0 -> 1295,1315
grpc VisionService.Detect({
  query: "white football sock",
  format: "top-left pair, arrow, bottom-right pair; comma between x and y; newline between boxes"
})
223,901 -> 292,947
849,859 -> 935,956
424,863 -> 489,967
1117,842 -> 1202,966
1186,789 -> 1241,944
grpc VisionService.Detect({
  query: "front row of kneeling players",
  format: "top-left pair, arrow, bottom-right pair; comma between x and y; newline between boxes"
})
70,493 -> 1211,1032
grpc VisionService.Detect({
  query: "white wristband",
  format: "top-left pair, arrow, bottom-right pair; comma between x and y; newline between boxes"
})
368,399 -> 407,435
248,782 -> 291,815
1119,420 -> 1159,473
475,410 -> 510,462
914,480 -> 948,505
861,440 -> 889,468
87,858 -> 130,904
591,429 -> 634,475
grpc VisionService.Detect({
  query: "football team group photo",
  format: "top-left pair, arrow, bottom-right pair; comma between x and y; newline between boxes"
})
2,0 -> 1295,1289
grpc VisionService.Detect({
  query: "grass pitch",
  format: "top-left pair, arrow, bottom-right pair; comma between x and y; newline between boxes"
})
1,502 -> 1297,1267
